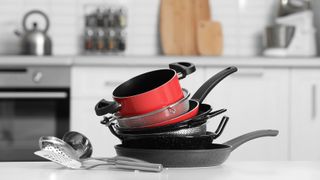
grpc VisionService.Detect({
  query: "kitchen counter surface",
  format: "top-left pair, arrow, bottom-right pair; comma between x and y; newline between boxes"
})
1,161 -> 319,180
73,56 -> 320,68
1,56 -> 320,68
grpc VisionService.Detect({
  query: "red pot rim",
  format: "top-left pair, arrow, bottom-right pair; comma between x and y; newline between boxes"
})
112,69 -> 179,99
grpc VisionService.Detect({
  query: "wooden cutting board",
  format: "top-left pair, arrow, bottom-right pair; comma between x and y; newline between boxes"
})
197,20 -> 223,56
160,0 -> 198,55
195,0 -> 211,22
194,0 -> 211,54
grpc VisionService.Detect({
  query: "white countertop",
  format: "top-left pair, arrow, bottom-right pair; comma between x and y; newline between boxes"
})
1,161 -> 319,180
1,55 -> 320,68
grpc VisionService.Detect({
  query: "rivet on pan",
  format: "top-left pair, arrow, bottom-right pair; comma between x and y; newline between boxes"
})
168,107 -> 176,114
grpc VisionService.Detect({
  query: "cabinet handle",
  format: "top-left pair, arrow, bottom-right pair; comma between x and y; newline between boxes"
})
104,81 -> 122,87
311,84 -> 317,119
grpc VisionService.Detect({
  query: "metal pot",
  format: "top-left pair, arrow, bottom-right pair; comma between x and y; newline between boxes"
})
95,62 -> 196,117
100,89 -> 190,128
278,0 -> 311,17
14,10 -> 52,55
264,24 -> 295,48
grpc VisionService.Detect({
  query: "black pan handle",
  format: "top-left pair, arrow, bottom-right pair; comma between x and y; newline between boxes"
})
191,66 -> 238,103
169,62 -> 196,79
205,109 -> 227,119
187,108 -> 227,127
95,99 -> 121,116
212,116 -> 229,139
223,130 -> 279,152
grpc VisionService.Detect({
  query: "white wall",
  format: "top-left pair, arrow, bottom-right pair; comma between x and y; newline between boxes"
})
0,0 -> 316,56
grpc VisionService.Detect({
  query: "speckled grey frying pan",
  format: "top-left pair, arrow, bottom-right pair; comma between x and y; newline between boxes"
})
115,129 -> 279,167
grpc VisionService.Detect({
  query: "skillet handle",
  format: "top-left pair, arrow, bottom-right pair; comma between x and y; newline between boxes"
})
169,62 -> 196,79
212,116 -> 229,139
95,99 -> 121,116
223,130 -> 279,152
205,109 -> 227,119
191,66 -> 238,103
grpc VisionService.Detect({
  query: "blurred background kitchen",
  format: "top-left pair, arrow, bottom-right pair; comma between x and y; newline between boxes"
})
0,0 -> 320,162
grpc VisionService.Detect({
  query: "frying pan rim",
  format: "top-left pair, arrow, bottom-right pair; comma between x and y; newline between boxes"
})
115,144 -> 231,152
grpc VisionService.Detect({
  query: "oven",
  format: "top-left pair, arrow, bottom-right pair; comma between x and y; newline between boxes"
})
0,66 -> 70,161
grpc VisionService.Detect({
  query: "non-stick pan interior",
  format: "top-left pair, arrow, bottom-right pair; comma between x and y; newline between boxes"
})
113,69 -> 175,97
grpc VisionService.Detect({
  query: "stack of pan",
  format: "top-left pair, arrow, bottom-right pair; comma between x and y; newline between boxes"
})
95,62 -> 241,166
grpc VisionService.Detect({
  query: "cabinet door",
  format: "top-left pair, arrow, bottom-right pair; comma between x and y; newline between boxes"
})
204,67 -> 289,161
291,69 -> 320,160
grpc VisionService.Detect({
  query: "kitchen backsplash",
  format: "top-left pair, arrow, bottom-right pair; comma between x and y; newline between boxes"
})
0,0 -> 319,56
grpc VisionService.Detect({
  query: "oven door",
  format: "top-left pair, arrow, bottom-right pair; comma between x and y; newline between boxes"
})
0,89 -> 69,161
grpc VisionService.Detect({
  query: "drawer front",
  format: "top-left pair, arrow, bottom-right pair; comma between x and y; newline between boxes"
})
71,66 -> 160,98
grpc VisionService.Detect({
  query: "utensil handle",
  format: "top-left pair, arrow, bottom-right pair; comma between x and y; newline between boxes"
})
114,160 -> 163,172
223,130 -> 279,152
91,156 -> 149,163
169,62 -> 196,79
95,99 -> 121,116
191,66 -> 238,103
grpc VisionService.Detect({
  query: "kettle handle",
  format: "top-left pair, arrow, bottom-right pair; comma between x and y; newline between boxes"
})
23,10 -> 50,33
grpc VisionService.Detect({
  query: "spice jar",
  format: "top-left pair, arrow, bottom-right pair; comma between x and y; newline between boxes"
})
96,28 -> 105,51
84,28 -> 94,51
118,30 -> 126,51
107,29 -> 116,51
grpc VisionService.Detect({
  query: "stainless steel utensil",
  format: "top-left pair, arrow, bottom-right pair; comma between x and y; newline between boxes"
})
62,131 -> 93,159
36,135 -> 163,172
265,24 -> 295,48
62,131 -> 148,163
279,0 -> 311,17
14,10 -> 52,55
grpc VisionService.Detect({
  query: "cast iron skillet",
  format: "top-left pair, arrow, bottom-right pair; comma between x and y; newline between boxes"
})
108,116 -> 229,149
115,130 -> 279,167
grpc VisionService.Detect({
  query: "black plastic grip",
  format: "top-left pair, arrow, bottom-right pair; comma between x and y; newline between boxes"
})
95,99 -> 121,116
192,66 -> 238,103
169,62 -> 196,79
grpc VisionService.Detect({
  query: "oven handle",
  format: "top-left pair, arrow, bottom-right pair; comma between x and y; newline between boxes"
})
0,92 -> 68,99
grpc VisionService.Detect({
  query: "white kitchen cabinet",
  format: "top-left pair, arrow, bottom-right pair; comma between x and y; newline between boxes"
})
71,65 -> 205,156
290,69 -> 320,160
203,67 -> 289,161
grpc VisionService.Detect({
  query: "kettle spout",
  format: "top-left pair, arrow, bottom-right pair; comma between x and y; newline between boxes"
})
14,30 -> 21,37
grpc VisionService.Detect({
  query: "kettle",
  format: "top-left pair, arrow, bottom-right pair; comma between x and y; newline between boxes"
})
15,10 -> 52,55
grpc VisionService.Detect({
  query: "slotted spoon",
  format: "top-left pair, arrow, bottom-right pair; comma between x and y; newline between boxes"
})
35,136 -> 163,172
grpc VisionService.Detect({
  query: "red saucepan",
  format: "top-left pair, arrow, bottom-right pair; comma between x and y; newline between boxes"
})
95,62 -> 196,117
